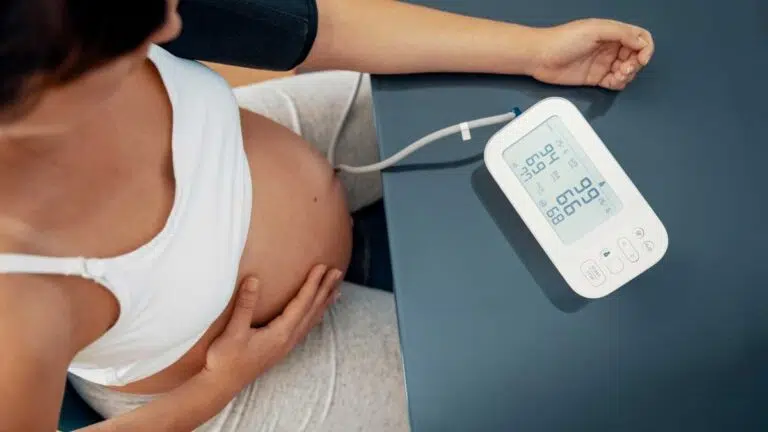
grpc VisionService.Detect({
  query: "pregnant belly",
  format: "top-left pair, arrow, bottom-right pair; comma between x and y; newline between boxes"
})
115,112 -> 352,394
235,122 -> 354,325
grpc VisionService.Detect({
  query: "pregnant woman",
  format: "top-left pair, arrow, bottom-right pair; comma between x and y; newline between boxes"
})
0,0 -> 654,430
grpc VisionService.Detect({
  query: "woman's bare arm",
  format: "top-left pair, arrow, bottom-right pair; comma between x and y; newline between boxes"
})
78,371 -> 239,432
0,275 -> 236,432
0,279 -> 75,431
305,0 -> 540,75
303,0 -> 654,90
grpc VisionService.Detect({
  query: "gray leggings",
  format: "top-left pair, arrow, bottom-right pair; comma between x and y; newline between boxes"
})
71,71 -> 409,431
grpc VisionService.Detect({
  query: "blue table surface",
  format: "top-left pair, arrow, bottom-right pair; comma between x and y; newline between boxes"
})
371,1 -> 768,431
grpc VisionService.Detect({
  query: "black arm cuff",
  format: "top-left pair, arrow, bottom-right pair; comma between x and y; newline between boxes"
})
163,0 -> 318,71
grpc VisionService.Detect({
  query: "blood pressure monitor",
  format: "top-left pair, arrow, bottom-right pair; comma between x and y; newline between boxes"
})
484,97 -> 668,299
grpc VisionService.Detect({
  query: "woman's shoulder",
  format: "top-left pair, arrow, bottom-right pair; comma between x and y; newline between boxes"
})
148,45 -> 235,103
148,45 -> 242,127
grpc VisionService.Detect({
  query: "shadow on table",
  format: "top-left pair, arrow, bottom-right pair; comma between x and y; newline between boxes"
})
471,164 -> 591,313
386,152 -> 484,173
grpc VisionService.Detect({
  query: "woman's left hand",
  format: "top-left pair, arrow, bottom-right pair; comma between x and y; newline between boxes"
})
530,19 -> 655,91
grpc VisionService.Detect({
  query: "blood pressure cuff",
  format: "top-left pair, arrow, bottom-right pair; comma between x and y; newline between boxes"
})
163,0 -> 318,71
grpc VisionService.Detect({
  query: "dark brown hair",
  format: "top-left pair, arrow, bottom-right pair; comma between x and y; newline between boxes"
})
0,0 -> 167,119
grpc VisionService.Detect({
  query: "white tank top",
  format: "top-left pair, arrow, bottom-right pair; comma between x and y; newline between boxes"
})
0,46 -> 253,386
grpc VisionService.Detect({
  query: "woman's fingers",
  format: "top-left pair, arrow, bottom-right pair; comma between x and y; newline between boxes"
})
619,46 -> 632,62
624,61 -> 641,84
303,287 -> 341,336
294,271 -> 342,339
209,265 -> 341,386
596,20 -> 649,51
308,269 -> 341,319
266,265 -> 328,336
266,265 -> 335,345
633,26 -> 655,65
611,59 -> 623,73
597,20 -> 654,67
620,53 -> 641,75
224,278 -> 260,337
599,73 -> 625,91
605,50 -> 642,90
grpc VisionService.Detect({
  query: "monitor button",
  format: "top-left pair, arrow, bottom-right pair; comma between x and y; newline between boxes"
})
643,241 -> 655,252
581,260 -> 606,286
633,227 -> 645,239
600,249 -> 625,274
618,237 -> 640,262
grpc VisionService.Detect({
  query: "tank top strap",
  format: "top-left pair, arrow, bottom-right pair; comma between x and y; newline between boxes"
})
0,254 -> 107,281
